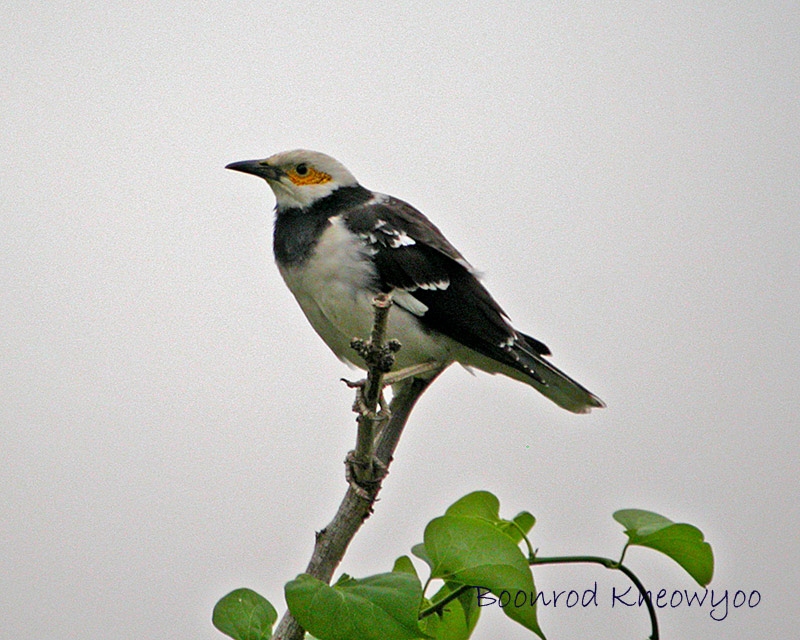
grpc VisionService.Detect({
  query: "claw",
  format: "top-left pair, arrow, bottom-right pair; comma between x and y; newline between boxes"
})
345,450 -> 388,501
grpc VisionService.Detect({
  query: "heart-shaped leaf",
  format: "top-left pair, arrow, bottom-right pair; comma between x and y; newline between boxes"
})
614,509 -> 714,586
424,515 -> 543,638
285,572 -> 426,640
212,588 -> 277,640
444,491 -> 502,522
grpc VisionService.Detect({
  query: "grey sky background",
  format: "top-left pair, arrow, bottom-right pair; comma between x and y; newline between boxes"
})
2,2 -> 798,639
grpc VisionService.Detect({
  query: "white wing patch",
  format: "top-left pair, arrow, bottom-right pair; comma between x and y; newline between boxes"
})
417,279 -> 449,290
356,219 -> 416,248
386,228 -> 416,248
393,290 -> 429,316
356,218 -> 418,255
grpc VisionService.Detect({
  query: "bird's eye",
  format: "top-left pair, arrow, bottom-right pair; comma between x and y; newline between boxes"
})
295,163 -> 309,176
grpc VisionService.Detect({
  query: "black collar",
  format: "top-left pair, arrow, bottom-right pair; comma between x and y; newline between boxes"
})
273,185 -> 372,266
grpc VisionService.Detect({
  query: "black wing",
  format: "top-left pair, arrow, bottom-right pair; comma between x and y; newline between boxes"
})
343,195 -> 551,361
343,194 -> 604,412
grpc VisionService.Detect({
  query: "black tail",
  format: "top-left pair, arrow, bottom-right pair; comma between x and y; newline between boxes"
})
510,332 -> 605,414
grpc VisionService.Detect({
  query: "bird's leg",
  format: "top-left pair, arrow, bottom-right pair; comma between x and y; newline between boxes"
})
342,377 -> 391,421
349,384 -> 392,428
381,361 -> 445,386
341,360 -> 443,393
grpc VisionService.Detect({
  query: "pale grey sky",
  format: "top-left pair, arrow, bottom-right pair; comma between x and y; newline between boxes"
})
2,2 -> 798,639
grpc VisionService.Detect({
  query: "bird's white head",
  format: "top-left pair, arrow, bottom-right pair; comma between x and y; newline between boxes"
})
226,149 -> 359,210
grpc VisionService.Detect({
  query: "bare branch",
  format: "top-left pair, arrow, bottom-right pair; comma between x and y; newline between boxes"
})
271,296 -> 444,640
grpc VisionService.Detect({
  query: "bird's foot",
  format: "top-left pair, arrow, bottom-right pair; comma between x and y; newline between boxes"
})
341,360 -> 443,392
344,450 -> 388,501
342,380 -> 392,423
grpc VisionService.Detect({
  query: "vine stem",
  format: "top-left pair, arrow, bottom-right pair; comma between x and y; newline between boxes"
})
419,556 -> 659,640
419,584 -> 471,620
530,555 -> 659,640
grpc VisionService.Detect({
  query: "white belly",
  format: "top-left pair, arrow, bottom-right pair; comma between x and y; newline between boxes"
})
277,216 -> 453,369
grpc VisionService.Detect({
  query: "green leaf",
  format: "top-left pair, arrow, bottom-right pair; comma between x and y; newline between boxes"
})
445,492 -> 535,548
614,509 -> 714,586
285,572 -> 427,640
212,588 -> 277,640
444,491 -> 501,522
513,511 -> 536,535
421,583 -> 480,640
411,543 -> 432,568
424,515 -> 543,638
393,555 -> 419,579
498,511 -> 536,544
615,510 -> 674,537
425,516 -> 528,585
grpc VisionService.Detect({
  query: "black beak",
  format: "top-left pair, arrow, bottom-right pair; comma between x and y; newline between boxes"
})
225,159 -> 285,181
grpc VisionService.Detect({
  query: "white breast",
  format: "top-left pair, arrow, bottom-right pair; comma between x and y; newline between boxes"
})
278,215 -> 454,369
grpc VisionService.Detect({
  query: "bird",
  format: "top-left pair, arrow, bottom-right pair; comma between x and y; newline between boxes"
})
226,149 -> 604,413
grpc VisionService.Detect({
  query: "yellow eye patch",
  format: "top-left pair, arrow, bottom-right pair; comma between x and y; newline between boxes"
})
287,165 -> 332,186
